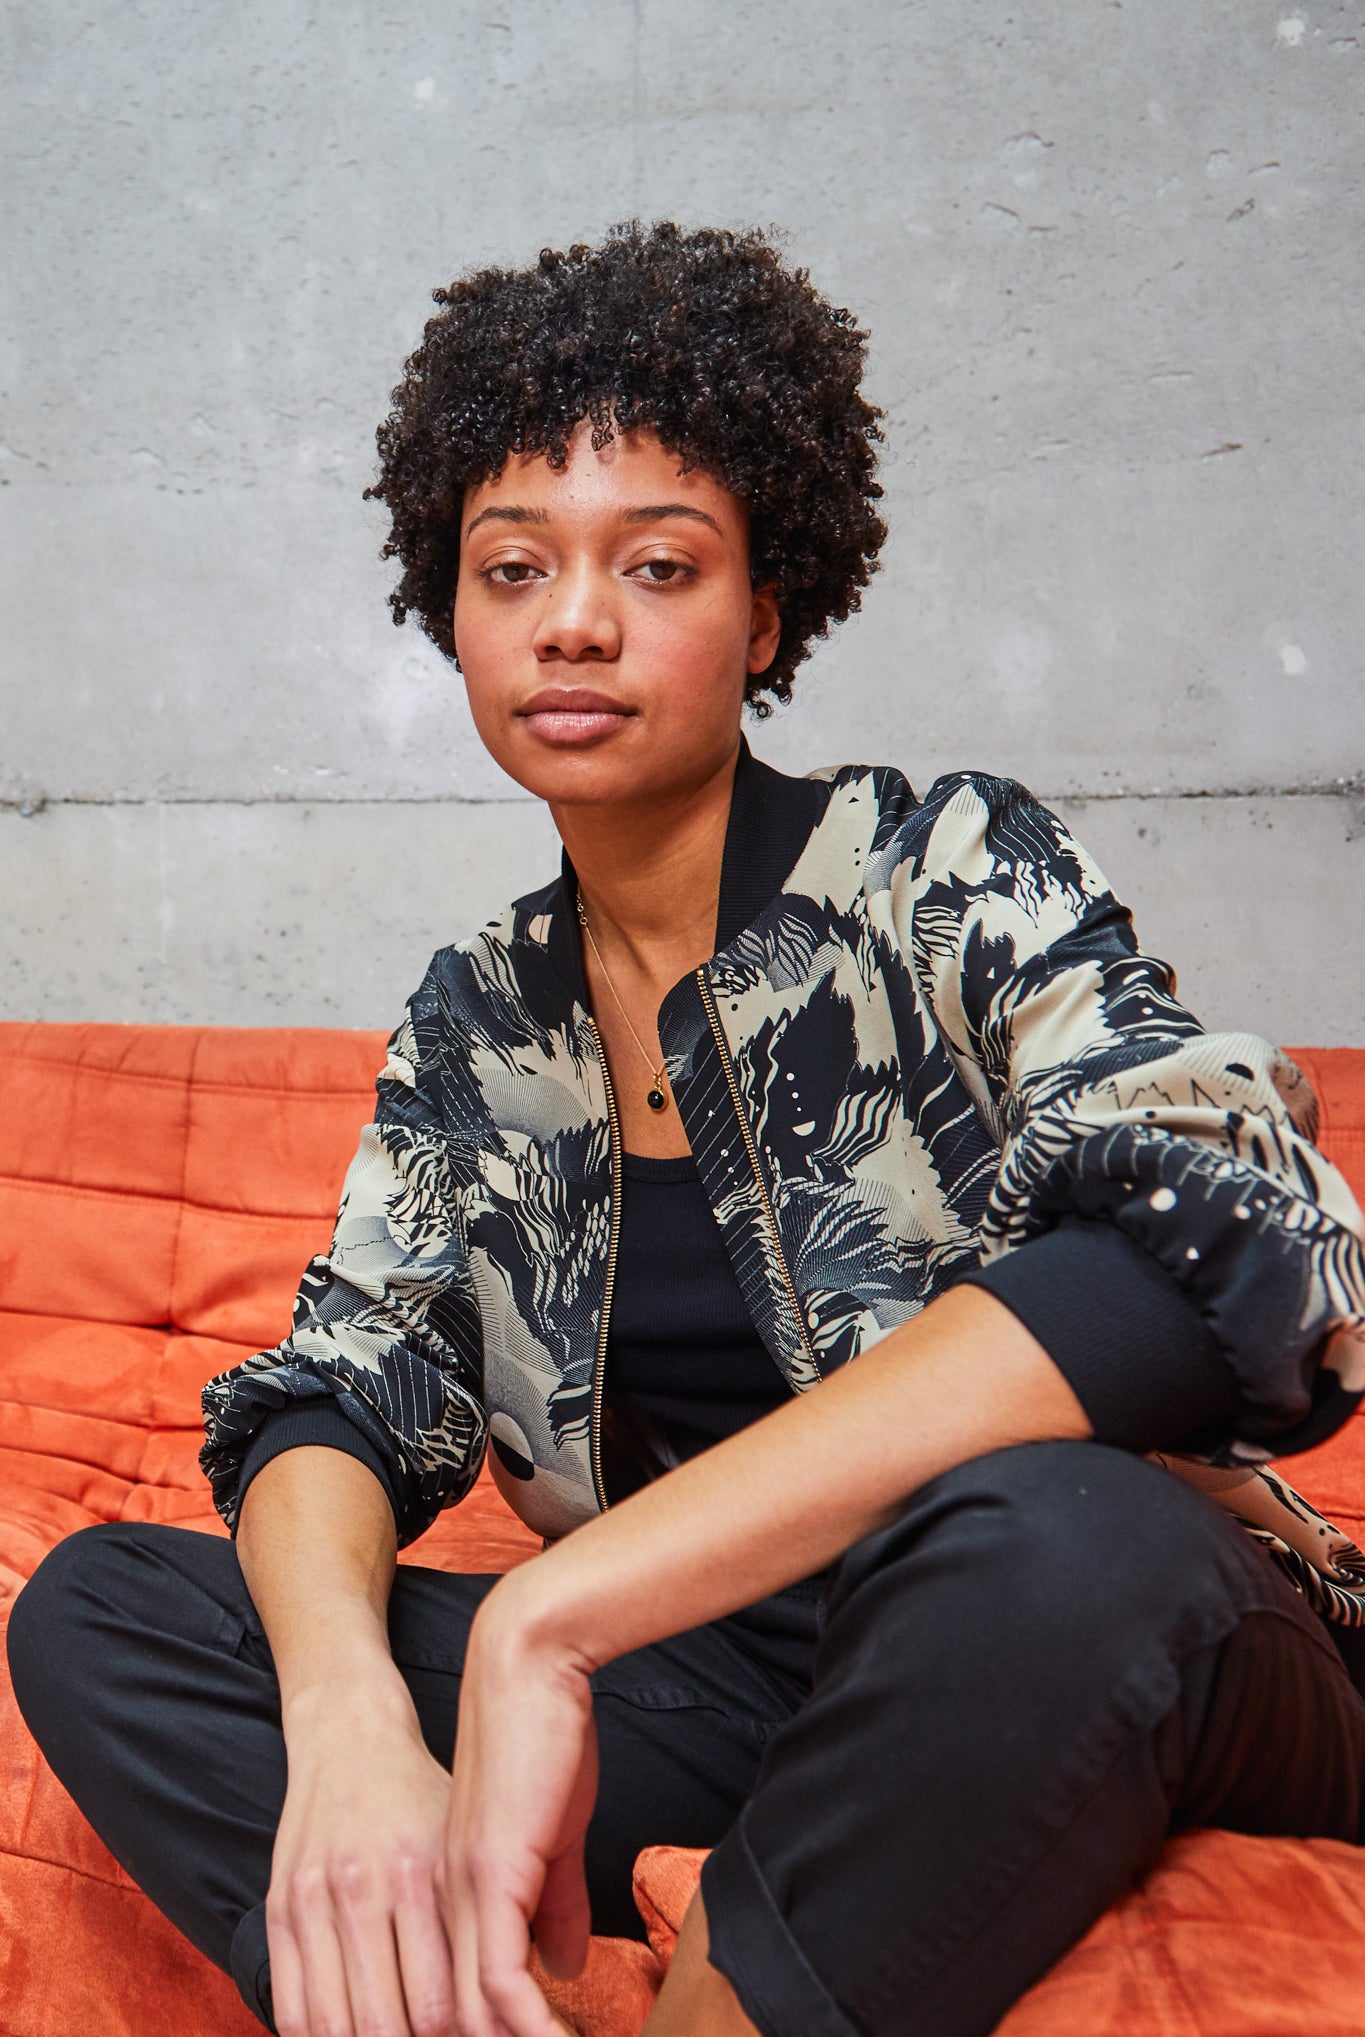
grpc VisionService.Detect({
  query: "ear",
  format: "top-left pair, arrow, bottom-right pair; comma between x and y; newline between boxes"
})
746,581 -> 782,675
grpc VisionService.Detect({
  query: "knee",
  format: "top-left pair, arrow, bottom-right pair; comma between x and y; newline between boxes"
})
7,1521 -> 162,1726
834,1440 -> 1238,1645
938,1437 -> 1224,1574
940,1435 -> 1198,1547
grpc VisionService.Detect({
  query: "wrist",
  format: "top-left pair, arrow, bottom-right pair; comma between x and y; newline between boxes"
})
472,1554 -> 599,1679
280,1637 -> 418,1745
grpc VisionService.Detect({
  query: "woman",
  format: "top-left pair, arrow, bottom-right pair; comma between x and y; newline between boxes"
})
10,221 -> 1365,2037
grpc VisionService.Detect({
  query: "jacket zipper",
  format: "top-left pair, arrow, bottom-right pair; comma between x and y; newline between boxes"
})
586,1017 -> 621,1512
696,970 -> 822,1382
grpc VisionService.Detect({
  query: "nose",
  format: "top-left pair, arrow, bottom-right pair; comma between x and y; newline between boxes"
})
531,558 -> 622,663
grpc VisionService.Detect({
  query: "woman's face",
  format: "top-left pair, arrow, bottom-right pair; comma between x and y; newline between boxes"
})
453,424 -> 780,809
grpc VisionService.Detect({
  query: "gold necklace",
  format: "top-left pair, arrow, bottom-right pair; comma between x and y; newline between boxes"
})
576,894 -> 670,1113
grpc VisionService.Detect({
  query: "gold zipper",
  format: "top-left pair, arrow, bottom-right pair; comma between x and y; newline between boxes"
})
696,970 -> 822,1381
586,1017 -> 621,1512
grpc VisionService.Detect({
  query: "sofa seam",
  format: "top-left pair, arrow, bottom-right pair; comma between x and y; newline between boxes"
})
0,1171 -> 342,1224
0,1043 -> 382,1099
0,1305 -> 257,1347
0,1311 -> 257,1361
1120,1901 -> 1203,2037
0,1840 -> 139,1894
167,1033 -> 199,1351
0,1390 -> 206,1436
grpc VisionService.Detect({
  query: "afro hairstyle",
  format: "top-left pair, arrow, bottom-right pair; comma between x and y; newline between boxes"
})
365,220 -> 887,713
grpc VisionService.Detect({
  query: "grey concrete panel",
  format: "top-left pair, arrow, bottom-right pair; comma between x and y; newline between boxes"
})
0,795 -> 560,1027
0,485 -> 507,805
2,789 -> 1361,1045
1051,790 -> 1365,1047
4,1 -> 1363,806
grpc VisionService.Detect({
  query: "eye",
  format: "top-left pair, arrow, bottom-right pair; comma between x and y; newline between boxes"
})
631,557 -> 692,585
483,561 -> 542,585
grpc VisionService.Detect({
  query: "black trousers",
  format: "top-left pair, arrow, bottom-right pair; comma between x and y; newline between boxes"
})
10,1442 -> 1365,2037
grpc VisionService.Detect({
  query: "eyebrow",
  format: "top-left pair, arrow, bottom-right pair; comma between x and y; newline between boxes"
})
621,505 -> 724,535
462,502 -> 724,539
463,505 -> 551,536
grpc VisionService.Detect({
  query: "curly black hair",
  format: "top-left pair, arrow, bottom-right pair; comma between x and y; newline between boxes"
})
365,221 -> 886,713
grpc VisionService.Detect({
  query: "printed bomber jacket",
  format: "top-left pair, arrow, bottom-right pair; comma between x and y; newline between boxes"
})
201,744 -> 1365,1619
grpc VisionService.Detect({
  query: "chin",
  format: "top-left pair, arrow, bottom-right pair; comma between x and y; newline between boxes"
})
491,732 -> 649,806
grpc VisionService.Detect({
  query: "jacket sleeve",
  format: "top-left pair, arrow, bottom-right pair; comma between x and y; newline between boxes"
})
902,771 -> 1365,1463
199,975 -> 488,1546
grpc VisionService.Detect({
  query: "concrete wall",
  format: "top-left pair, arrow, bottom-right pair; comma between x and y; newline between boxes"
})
4,1 -> 1363,1041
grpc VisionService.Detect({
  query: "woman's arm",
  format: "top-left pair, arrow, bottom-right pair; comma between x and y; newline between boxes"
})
444,1283 -> 1086,2037
904,771 -> 1365,1459
235,1443 -> 401,1727
237,1446 -> 465,2037
489,1284 -> 1081,1666
200,970 -> 489,1549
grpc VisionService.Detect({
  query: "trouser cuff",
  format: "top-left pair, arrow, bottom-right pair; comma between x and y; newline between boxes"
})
701,1820 -> 857,2037
229,1902 -> 276,2032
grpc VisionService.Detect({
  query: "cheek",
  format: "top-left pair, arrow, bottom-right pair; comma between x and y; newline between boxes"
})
452,581 -> 516,694
451,573 -> 483,670
450,612 -> 521,763
640,588 -> 752,701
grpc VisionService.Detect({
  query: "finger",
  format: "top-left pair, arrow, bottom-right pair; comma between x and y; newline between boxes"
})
266,1913 -> 311,2037
450,1863 -> 531,2037
451,1865 -> 500,2037
291,1891 -> 357,2037
392,1890 -> 459,2037
529,1847 -> 591,1982
332,1887 -> 412,2037
479,1882 -> 567,2037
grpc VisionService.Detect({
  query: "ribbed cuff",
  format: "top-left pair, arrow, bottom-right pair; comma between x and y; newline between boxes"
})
957,1217 -> 1238,1452
234,1398 -> 401,1530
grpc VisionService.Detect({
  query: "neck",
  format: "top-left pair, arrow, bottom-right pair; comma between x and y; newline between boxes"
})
551,744 -> 740,971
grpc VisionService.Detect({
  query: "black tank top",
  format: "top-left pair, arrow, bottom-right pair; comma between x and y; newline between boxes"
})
598,1150 -> 789,1502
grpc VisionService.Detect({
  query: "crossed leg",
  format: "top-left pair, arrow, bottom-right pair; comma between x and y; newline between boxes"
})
10,1443 -> 1365,2037
644,1441 -> 1365,2037
5,1520 -> 798,2032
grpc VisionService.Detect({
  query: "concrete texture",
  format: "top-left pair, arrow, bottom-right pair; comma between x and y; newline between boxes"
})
0,797 -> 561,1026
5,790 -> 1361,1046
1049,793 -> 1365,1046
3,1 -> 1362,1033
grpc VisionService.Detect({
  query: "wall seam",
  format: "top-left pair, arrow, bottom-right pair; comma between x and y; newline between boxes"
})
4,784 -> 1363,816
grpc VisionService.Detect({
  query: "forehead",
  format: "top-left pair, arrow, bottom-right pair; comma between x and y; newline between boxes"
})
461,423 -> 746,537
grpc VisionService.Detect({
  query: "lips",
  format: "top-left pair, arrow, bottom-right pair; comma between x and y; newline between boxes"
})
517,687 -> 635,746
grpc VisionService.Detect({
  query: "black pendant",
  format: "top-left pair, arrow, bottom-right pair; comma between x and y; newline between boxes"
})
647,1087 -> 668,1113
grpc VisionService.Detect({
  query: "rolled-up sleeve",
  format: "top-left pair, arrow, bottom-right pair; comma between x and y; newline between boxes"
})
233,1398 -> 403,1527
199,970 -> 488,1546
957,1216 -> 1238,1450
906,772 -> 1365,1462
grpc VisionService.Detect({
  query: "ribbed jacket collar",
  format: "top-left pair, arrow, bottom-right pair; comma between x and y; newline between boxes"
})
543,736 -> 830,1007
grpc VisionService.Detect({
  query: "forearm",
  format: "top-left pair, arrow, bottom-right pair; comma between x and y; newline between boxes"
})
492,1284 -> 1089,1673
236,1446 -> 411,1734
238,1449 -> 474,2037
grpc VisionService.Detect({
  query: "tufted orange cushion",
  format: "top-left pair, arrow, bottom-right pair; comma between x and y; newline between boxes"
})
2,1023 -> 1364,2035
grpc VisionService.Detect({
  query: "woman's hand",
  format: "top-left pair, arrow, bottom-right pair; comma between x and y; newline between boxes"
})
443,1572 -> 600,2037
267,1681 -> 460,2037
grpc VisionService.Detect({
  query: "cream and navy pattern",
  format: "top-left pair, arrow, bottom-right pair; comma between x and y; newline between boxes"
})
201,763 -> 1365,1614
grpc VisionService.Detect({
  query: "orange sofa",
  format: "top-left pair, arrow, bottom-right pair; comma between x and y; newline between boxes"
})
3,1021 -> 1365,2036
